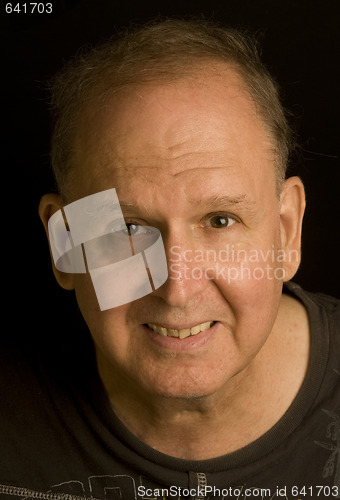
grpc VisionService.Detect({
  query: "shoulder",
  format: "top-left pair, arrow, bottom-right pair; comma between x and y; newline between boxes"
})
284,281 -> 340,318
283,281 -> 340,393
282,281 -> 340,354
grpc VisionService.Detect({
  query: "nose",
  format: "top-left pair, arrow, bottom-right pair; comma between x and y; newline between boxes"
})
154,229 -> 212,307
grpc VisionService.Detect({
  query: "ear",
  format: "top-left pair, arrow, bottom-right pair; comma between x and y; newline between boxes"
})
279,176 -> 306,281
39,193 -> 75,290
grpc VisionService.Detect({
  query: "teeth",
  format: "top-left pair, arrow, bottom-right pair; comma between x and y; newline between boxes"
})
151,325 -> 167,336
147,321 -> 215,338
179,328 -> 191,339
190,324 -> 201,335
200,321 -> 212,333
168,329 -> 179,338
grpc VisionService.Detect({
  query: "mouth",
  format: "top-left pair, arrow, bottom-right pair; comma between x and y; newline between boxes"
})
144,321 -> 216,339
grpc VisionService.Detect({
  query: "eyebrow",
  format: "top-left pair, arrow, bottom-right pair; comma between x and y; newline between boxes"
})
119,202 -> 150,214
188,194 -> 256,210
118,195 -> 256,215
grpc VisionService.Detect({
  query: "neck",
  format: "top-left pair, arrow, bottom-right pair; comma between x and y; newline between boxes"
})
98,294 -> 310,460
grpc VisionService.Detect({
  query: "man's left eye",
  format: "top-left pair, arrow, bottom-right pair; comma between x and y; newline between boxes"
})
208,215 -> 236,229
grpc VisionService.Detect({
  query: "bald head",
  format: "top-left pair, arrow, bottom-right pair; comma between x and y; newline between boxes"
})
49,19 -> 294,199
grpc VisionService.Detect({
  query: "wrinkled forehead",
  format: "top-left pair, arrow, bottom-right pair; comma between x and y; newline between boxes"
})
68,67 -> 276,201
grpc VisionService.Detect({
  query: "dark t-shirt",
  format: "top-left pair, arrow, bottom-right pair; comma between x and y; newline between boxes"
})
0,282 -> 339,500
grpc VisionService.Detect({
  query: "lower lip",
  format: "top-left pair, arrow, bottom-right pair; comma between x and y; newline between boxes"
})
142,322 -> 219,352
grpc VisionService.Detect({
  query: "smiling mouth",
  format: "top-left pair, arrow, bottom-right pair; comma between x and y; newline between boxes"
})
145,321 -> 216,339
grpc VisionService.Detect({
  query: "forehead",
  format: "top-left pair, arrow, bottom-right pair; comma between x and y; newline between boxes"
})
70,66 -> 276,202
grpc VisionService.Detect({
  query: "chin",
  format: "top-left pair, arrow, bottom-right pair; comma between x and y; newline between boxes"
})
153,386 -> 215,401
142,368 -> 226,401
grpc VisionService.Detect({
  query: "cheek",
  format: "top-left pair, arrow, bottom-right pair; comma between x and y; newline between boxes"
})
74,274 -> 100,322
214,219 -> 283,295
73,274 -> 131,357
227,272 -> 282,316
212,243 -> 283,343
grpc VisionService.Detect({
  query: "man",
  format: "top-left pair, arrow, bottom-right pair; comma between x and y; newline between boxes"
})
1,19 -> 339,500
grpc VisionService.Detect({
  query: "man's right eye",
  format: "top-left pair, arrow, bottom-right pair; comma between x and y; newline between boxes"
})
122,223 -> 141,236
106,221 -> 143,236
104,221 -> 159,251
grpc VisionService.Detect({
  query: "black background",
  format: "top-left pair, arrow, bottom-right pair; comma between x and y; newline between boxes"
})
1,0 -> 339,333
